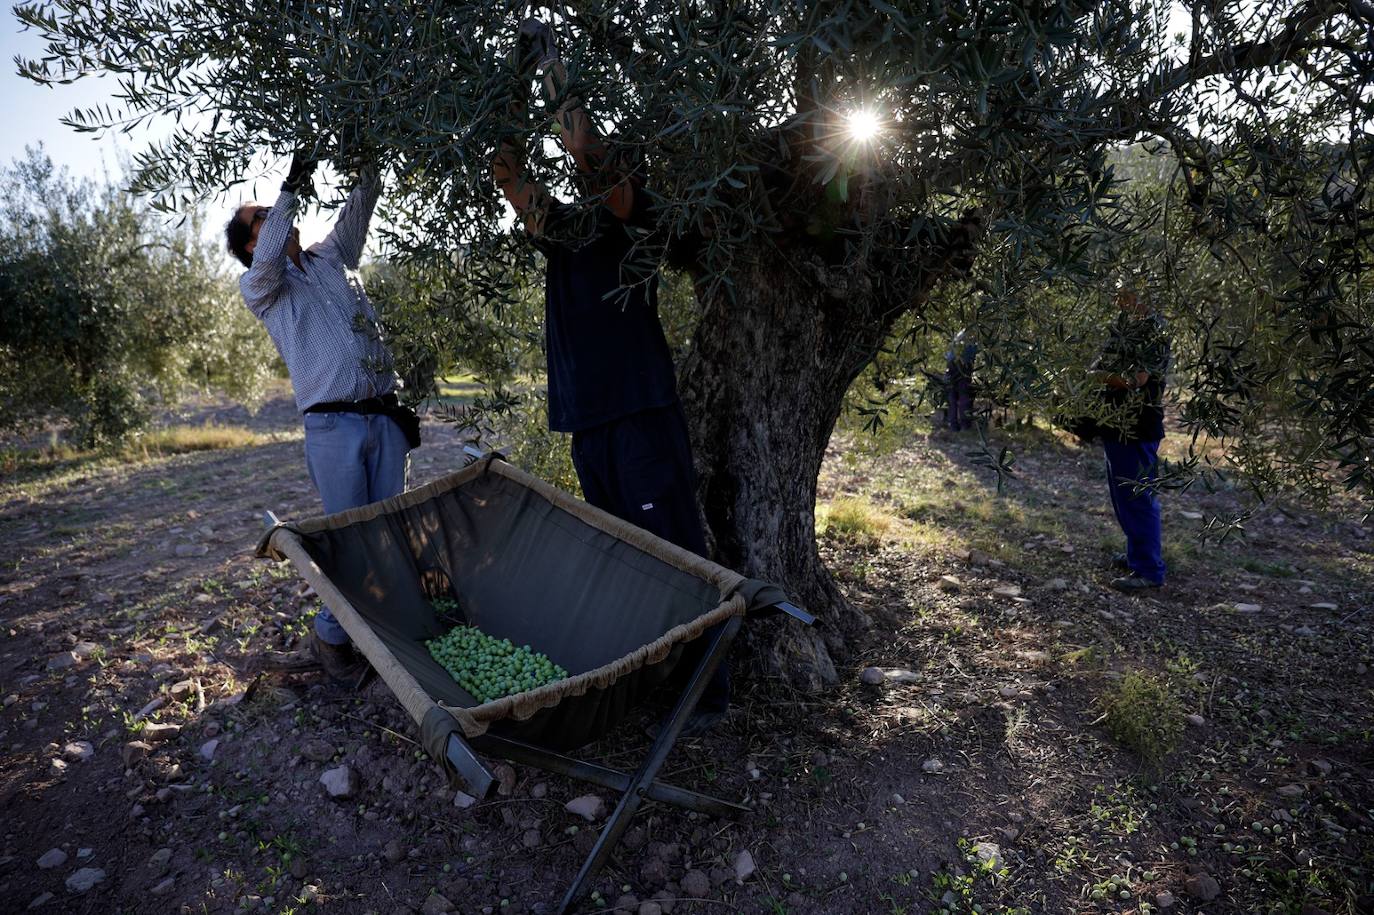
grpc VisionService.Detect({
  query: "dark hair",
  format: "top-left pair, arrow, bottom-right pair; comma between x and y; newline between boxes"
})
225,211 -> 254,268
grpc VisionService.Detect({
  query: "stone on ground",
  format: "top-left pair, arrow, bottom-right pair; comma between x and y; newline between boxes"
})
452,790 -> 477,809
122,740 -> 151,767
150,877 -> 175,896
319,765 -> 358,799
36,848 -> 67,869
65,867 -> 106,893
300,739 -> 334,763
937,575 -> 961,593
859,667 -> 885,685
420,893 -> 454,914
565,795 -> 605,821
1184,872 -> 1221,901
27,892 -> 53,909
141,722 -> 181,742
46,652 -> 79,671
62,741 -> 94,762
733,849 -> 756,882
148,847 -> 172,876
681,870 -> 710,899
922,758 -> 945,774
973,841 -> 1002,869
199,739 -> 220,761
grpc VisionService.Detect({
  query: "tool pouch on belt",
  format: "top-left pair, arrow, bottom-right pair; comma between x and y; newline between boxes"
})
386,403 -> 422,451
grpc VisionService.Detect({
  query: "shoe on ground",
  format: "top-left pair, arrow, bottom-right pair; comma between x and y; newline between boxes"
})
1110,573 -> 1163,593
309,631 -> 371,686
1111,552 -> 1130,571
647,708 -> 726,741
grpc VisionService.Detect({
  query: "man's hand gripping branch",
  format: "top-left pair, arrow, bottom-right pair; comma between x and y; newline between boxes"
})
491,17 -> 637,235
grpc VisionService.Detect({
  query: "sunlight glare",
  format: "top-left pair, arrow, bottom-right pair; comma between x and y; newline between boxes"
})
846,109 -> 881,142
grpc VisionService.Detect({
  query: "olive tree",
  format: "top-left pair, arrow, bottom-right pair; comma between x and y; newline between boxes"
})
0,146 -> 277,446
18,0 -> 1370,684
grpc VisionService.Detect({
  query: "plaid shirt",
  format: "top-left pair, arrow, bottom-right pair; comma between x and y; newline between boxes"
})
240,174 -> 397,412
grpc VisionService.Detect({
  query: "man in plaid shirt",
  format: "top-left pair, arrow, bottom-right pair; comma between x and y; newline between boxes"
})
227,155 -> 410,684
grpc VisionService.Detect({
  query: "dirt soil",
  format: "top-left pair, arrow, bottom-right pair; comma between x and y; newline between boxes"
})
1,388 -> 1371,915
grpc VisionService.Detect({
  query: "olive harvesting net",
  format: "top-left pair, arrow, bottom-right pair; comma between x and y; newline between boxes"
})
259,457 -> 782,751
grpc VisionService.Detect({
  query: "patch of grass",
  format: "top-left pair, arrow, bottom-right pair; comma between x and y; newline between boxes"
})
1100,671 -> 1184,765
818,496 -> 895,545
1239,556 -> 1296,578
125,422 -> 264,457
1,422 -> 267,494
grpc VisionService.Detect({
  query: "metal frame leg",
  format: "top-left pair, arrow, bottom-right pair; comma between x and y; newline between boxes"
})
555,615 -> 743,915
474,734 -> 748,819
444,733 -> 498,800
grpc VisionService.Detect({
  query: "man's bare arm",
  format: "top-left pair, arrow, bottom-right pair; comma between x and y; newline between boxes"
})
1092,369 -> 1152,390
539,59 -> 636,221
492,136 -> 551,236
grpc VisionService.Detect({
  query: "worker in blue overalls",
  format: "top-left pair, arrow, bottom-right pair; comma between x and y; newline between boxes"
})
1091,283 -> 1171,592
491,19 -> 728,735
944,329 -> 978,431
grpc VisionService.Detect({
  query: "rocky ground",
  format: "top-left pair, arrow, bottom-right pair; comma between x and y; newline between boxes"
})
0,387 -> 1370,914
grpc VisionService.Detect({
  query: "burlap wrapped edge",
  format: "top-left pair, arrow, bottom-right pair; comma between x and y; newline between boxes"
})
436,590 -> 747,738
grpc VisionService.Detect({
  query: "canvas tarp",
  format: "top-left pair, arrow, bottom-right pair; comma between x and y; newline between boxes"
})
260,457 -> 782,751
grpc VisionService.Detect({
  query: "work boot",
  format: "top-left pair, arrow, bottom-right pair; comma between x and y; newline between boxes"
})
309,631 -> 371,687
1110,573 -> 1163,593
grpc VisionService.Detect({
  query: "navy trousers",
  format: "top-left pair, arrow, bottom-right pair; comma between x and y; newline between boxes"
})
571,403 -> 729,714
1103,439 -> 1166,584
946,368 -> 974,431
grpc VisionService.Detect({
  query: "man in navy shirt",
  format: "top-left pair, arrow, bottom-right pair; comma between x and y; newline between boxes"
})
492,19 -> 727,734
1091,284 -> 1171,592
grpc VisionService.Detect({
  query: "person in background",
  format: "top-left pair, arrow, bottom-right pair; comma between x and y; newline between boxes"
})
490,19 -> 728,735
945,328 -> 978,431
1091,283 -> 1171,592
226,153 -> 417,683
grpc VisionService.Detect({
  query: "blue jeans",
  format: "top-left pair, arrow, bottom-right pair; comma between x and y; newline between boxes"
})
1103,440 -> 1166,584
303,411 -> 410,644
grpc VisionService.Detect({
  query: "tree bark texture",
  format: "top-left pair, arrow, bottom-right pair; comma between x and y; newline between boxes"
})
677,246 -> 910,691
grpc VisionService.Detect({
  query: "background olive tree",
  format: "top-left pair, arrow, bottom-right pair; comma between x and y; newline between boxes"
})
17,0 -> 1370,685
0,146 -> 277,446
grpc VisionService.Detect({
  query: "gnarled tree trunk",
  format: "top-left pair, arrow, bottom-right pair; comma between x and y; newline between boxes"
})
677,246 -> 915,690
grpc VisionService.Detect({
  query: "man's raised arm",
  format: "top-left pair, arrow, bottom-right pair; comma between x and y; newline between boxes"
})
240,153 -> 314,316
521,17 -> 637,223
492,137 -> 551,236
240,192 -> 299,318
321,168 -> 382,270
